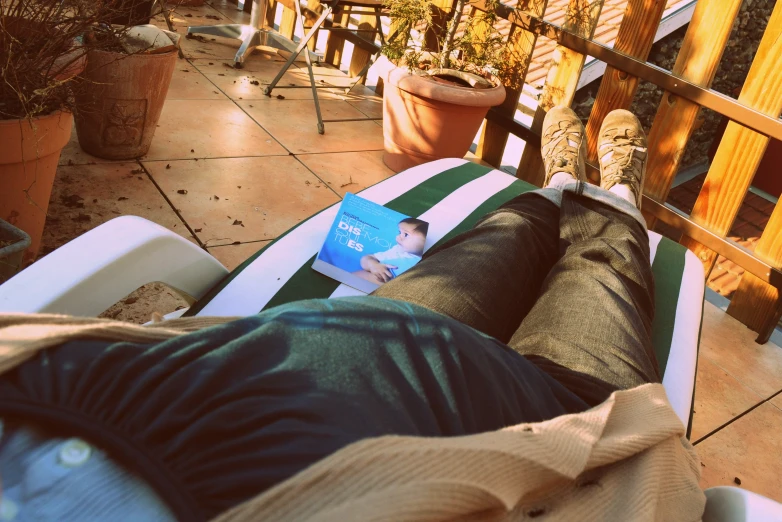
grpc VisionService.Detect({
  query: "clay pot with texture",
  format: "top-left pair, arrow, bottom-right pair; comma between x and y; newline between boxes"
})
0,111 -> 73,265
74,48 -> 177,159
382,67 -> 506,172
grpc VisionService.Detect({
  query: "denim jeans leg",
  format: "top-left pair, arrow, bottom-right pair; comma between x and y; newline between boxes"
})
373,193 -> 560,344
507,188 -> 660,407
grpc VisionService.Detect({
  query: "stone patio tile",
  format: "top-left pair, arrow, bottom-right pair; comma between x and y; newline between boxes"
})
699,302 -> 782,399
142,99 -> 287,160
696,403 -> 782,504
690,355 -> 764,442
167,65 -> 227,100
144,156 -> 339,246
297,150 -> 393,196
208,240 -> 270,271
238,99 -> 384,154
40,162 -> 192,259
59,128 -> 124,166
191,58 -> 347,101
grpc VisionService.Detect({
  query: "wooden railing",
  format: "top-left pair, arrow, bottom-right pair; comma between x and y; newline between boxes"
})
263,0 -> 782,342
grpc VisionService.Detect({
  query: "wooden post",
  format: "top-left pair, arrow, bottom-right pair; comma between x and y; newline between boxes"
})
516,0 -> 605,188
583,0 -> 668,172
349,13 -> 380,78
324,5 -> 351,67
685,2 -> 782,332
280,4 -> 297,40
475,0 -> 548,168
265,0 -> 278,28
641,0 -> 742,224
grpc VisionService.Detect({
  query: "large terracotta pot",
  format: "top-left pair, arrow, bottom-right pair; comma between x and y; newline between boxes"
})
382,67 -> 506,172
0,111 -> 73,265
74,48 -> 177,160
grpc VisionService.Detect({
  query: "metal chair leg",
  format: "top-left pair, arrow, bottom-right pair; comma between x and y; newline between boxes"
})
293,0 -> 326,133
263,3 -> 335,96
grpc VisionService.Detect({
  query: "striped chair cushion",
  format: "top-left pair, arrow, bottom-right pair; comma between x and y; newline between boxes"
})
187,158 -> 704,431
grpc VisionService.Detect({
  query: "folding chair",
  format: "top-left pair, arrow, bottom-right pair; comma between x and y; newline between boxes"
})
262,0 -> 389,134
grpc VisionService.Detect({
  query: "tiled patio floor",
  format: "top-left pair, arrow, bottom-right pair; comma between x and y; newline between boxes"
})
36,0 -> 782,505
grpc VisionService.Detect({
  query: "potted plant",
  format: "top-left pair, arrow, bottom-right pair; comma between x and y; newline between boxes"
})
380,0 -> 520,172
74,18 -> 181,159
0,1 -> 98,265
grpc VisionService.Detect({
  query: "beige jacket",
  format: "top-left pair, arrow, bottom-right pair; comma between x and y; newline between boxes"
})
0,314 -> 706,521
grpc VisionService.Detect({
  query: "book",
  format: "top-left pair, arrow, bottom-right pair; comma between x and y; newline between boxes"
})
312,193 -> 429,293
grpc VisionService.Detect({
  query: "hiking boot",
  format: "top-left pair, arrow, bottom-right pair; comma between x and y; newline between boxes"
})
541,105 -> 587,185
597,109 -> 648,209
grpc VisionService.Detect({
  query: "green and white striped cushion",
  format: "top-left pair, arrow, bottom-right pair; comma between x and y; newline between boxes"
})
187,158 -> 704,430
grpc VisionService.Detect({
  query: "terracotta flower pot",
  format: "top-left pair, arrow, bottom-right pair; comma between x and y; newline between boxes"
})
0,111 -> 73,265
382,67 -> 506,172
74,48 -> 177,160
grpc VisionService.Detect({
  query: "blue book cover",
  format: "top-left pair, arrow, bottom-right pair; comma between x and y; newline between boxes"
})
312,193 -> 429,293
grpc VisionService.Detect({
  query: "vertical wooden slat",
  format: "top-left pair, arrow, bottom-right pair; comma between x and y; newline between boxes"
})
324,5 -> 351,67
729,201 -> 782,332
583,0 -> 668,170
349,13 -> 379,78
688,2 -> 782,332
516,0 -> 605,188
265,0 -> 278,28
641,0 -> 742,220
280,5 -> 297,40
424,0 -> 455,51
305,0 -> 324,52
475,0 -> 548,168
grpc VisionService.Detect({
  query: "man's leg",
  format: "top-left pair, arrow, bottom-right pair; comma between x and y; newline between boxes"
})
373,193 -> 560,344
508,108 -> 659,406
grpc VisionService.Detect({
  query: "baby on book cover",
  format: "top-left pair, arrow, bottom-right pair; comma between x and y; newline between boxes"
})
312,193 -> 429,293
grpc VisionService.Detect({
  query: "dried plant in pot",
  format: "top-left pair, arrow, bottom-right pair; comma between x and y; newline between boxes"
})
380,0 -> 524,172
73,12 -> 181,160
0,0 -> 98,265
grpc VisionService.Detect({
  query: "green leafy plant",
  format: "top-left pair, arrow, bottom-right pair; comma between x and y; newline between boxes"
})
381,0 -> 529,88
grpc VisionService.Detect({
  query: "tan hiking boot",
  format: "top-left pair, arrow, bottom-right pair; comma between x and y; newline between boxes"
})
597,109 -> 648,209
540,105 -> 587,185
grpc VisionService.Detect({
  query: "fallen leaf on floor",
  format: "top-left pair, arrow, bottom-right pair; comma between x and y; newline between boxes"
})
194,228 -> 202,232
177,189 -> 188,194
60,194 -> 85,208
117,197 -> 129,201
123,297 -> 138,305
72,213 -> 91,223
232,220 -> 243,226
